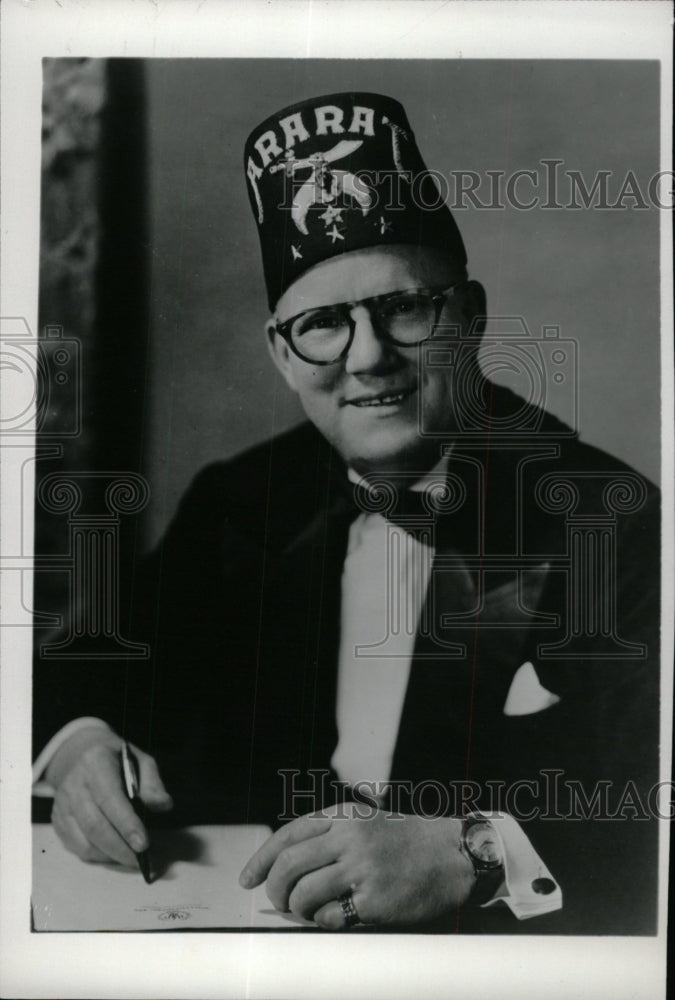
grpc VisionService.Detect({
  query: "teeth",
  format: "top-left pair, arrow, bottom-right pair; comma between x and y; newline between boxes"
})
355,392 -> 406,407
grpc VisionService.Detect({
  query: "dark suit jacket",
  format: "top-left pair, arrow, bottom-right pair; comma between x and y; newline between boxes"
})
34,387 -> 661,935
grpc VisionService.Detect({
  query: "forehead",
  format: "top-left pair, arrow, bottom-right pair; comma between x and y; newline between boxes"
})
274,245 -> 461,321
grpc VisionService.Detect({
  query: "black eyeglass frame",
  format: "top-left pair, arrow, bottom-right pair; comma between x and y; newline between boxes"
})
273,281 -> 468,365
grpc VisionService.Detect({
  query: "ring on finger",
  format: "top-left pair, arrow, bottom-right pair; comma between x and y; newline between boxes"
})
338,889 -> 360,929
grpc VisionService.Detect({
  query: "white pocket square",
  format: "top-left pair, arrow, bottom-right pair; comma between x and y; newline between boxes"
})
503,661 -> 561,716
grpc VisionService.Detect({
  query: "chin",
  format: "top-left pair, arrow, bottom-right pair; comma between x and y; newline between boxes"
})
340,430 -> 434,476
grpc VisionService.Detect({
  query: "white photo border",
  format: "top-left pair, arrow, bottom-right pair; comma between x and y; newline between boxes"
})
1,2 -> 673,998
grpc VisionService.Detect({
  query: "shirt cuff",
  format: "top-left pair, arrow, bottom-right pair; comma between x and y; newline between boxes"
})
477,811 -> 563,919
32,717 -> 112,796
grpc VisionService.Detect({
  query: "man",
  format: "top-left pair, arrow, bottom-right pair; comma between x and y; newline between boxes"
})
34,93 -> 660,933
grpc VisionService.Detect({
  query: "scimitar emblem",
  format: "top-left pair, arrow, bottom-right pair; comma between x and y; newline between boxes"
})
270,140 -> 373,236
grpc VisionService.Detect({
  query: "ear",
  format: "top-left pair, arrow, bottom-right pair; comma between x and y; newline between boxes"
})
266,318 -> 299,393
462,280 -> 488,339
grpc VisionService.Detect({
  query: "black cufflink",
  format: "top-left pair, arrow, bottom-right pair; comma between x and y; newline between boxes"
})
531,877 -> 556,895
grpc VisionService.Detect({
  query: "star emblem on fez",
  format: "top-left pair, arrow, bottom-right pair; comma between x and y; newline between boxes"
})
319,205 -> 344,226
291,245 -> 303,260
378,216 -> 393,235
326,224 -> 344,243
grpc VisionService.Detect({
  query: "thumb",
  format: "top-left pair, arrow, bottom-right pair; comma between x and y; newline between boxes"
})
132,748 -> 174,812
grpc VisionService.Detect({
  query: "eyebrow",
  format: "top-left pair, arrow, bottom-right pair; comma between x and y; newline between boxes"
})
276,283 -> 466,330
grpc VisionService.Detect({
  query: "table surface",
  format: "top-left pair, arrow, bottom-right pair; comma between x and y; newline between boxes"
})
32,824 -> 314,931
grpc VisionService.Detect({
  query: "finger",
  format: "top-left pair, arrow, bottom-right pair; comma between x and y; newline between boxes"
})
82,746 -> 150,853
133,748 -> 174,811
266,833 -> 339,912
51,798 -> 117,865
70,791 -> 139,866
239,813 -> 333,888
288,862 -> 351,921
314,891 -> 364,932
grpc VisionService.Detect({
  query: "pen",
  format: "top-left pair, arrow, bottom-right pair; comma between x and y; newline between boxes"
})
120,741 -> 153,884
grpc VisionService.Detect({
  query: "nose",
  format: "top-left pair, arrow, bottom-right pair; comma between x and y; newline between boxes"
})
343,306 -> 395,375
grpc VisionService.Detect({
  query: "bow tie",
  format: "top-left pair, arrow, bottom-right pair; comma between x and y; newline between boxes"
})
328,471 -> 459,544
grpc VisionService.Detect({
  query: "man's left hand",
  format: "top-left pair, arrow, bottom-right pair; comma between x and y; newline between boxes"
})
239,804 -> 475,929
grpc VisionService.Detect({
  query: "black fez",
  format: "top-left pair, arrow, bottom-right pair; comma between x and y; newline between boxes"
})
244,92 -> 467,310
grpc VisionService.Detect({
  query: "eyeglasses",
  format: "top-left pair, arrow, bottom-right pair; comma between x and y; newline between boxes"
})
274,283 -> 467,365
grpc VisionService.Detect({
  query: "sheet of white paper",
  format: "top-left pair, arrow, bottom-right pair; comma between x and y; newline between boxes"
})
32,824 -> 314,931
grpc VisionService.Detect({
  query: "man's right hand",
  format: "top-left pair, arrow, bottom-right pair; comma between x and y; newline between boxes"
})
45,727 -> 173,867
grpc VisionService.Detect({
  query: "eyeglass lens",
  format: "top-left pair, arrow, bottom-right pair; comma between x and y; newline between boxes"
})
290,289 -> 441,363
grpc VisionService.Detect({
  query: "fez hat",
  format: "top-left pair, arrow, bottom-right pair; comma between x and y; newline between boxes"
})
244,92 -> 467,309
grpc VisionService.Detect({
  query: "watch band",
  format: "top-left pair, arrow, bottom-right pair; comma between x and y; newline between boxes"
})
466,861 -> 504,906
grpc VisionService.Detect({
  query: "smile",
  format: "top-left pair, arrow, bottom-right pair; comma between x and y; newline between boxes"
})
345,388 -> 415,408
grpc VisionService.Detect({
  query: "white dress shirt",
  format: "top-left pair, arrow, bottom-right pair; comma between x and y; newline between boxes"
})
330,511 -> 430,787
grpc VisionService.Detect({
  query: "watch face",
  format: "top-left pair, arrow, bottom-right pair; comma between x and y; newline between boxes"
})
465,821 -> 503,868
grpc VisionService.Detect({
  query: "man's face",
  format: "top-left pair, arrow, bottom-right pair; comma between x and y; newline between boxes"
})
267,245 -> 484,474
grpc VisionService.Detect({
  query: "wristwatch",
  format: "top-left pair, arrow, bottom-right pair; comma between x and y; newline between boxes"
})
460,814 -> 506,906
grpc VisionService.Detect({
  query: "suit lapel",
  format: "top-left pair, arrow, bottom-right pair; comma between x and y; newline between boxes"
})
390,444 -> 552,789
240,435 -> 352,794
390,542 -> 478,786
